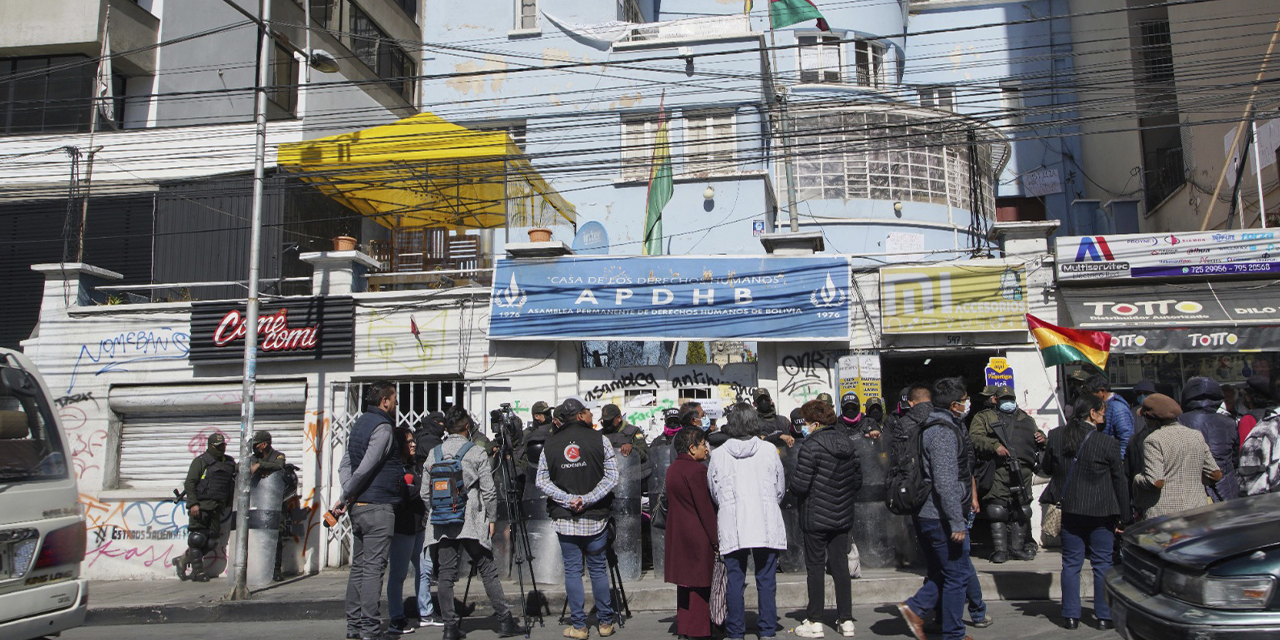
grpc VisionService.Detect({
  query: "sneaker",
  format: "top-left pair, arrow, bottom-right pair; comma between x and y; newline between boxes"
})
418,615 -> 444,628
838,620 -> 856,637
794,620 -> 825,638
388,618 -> 415,635
598,623 -> 617,637
564,627 -> 589,640
972,616 -> 995,628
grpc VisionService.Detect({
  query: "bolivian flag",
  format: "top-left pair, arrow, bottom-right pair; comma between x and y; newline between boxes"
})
1026,314 -> 1111,371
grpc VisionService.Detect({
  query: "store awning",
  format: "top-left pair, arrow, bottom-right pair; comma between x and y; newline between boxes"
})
277,112 -> 575,230
1060,281 -> 1280,328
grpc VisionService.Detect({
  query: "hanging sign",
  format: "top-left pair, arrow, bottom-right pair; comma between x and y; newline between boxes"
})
984,356 -> 1016,390
1056,230 -> 1280,282
190,296 -> 355,363
489,256 -> 851,341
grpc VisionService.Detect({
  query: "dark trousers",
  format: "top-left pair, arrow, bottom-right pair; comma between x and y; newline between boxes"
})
676,585 -> 712,638
1060,513 -> 1114,621
345,503 -> 396,637
802,530 -> 852,622
905,518 -> 971,640
435,537 -> 511,625
723,548 -> 779,639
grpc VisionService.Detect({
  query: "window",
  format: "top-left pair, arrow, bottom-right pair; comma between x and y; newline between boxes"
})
1137,20 -> 1174,86
683,110 -> 736,176
999,83 -> 1023,125
620,115 -> 660,180
516,0 -> 538,30
853,41 -> 885,87
918,86 -> 955,111
0,55 -> 94,135
618,0 -> 643,23
351,6 -> 415,102
798,34 -> 842,84
305,0 -> 342,31
792,109 -> 995,217
474,121 -> 528,150
269,43 -> 299,115
392,0 -> 416,19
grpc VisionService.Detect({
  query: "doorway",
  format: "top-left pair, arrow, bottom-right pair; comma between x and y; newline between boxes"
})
880,351 -> 1005,416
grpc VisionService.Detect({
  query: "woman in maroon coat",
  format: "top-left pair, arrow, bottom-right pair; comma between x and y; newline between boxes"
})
664,427 -> 718,639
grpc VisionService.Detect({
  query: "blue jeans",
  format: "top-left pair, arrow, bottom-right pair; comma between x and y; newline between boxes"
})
906,518 -> 971,640
1060,513 -> 1114,621
722,548 -> 779,639
386,530 -> 433,620
559,530 -> 613,629
913,556 -> 987,622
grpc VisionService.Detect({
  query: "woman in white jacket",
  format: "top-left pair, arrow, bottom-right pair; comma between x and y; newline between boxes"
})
708,403 -> 788,640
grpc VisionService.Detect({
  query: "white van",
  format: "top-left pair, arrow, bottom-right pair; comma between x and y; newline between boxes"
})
0,348 -> 88,639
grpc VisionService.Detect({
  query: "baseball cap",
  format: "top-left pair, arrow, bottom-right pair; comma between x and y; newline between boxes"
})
251,431 -> 272,445
1068,370 -> 1092,383
556,398 -> 588,421
208,432 -> 227,447
991,385 -> 1015,399
531,401 -> 551,416
753,388 -> 772,404
601,404 -> 623,422
816,392 -> 834,405
840,392 -> 859,405
663,408 -> 682,424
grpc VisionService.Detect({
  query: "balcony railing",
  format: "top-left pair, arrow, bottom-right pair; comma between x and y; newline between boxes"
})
618,14 -> 752,43
367,227 -> 493,291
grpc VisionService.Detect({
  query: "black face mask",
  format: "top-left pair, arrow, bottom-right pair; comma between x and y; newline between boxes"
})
757,398 -> 774,414
867,407 -> 884,421
841,402 -> 860,418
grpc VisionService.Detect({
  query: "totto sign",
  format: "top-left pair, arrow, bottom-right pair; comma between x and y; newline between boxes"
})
212,308 -> 320,352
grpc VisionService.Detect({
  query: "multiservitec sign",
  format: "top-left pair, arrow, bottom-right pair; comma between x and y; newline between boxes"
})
188,296 -> 356,363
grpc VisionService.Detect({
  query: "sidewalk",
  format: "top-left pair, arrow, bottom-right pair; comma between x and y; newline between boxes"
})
85,551 -> 1089,626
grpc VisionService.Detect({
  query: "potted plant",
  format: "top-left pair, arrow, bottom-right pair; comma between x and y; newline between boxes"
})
333,234 -> 357,251
527,227 -> 552,243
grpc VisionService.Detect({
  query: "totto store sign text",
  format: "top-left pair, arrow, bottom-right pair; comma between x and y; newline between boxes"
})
1083,300 -> 1203,317
212,309 -> 320,352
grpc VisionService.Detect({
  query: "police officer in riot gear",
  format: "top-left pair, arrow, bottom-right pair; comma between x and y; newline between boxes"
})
251,431 -> 293,581
970,385 -> 1045,563
600,403 -> 649,462
175,432 -> 236,582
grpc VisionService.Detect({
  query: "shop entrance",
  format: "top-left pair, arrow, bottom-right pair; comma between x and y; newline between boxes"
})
880,350 -> 1006,414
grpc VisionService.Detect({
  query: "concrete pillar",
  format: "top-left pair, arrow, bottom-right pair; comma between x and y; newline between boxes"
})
298,250 -> 382,295
30,263 -> 123,315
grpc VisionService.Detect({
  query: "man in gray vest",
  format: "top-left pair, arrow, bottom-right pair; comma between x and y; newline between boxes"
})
536,398 -> 620,639
336,381 -> 404,640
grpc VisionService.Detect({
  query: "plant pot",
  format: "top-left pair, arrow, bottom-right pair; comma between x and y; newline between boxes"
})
527,227 -> 552,243
333,235 -> 357,251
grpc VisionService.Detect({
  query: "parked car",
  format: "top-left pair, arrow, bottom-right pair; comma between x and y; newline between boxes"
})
0,348 -> 88,640
1106,491 -> 1280,640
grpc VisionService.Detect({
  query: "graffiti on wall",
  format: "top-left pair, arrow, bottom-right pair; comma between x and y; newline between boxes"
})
80,494 -> 188,571
68,328 -> 191,392
781,350 -> 836,405
365,308 -> 451,372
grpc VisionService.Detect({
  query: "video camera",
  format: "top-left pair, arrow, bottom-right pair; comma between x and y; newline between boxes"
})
489,402 -> 524,448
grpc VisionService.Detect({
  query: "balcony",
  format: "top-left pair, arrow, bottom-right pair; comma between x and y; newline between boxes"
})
616,14 -> 752,45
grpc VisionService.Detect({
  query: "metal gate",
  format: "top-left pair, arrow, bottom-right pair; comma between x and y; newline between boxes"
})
322,379 -> 470,567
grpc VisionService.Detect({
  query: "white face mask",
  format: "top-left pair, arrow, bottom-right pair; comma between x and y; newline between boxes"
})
956,399 -> 972,417
998,400 -> 1017,414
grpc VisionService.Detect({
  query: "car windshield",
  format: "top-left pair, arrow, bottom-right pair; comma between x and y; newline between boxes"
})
0,366 -> 66,483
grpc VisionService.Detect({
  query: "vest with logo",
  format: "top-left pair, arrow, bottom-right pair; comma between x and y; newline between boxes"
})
348,409 -> 404,505
544,422 -> 613,521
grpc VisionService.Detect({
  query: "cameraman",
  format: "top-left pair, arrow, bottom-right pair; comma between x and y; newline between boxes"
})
970,385 -> 1045,563
516,401 -> 555,477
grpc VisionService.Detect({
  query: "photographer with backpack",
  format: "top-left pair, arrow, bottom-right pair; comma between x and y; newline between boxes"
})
422,407 -> 520,640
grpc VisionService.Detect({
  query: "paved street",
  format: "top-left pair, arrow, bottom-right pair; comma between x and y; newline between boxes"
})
60,600 -> 1116,639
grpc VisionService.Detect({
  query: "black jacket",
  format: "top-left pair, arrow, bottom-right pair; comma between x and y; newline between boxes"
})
1041,420 -> 1129,522
789,423 -> 862,532
1179,387 -> 1240,501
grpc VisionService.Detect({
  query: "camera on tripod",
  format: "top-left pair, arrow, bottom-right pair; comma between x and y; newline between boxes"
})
489,402 -> 524,448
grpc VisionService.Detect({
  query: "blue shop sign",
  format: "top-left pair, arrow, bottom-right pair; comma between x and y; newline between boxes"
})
489,256 -> 851,341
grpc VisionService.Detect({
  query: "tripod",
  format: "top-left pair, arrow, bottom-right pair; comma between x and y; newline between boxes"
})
466,429 -> 548,637
557,518 -> 631,628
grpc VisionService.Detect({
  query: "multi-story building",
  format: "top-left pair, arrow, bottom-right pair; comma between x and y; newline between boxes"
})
1072,0 -> 1279,232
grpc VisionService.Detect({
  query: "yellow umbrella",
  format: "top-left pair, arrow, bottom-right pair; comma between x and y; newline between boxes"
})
277,111 -> 575,230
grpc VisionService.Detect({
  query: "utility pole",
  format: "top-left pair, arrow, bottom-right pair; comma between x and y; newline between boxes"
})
229,0 -> 271,601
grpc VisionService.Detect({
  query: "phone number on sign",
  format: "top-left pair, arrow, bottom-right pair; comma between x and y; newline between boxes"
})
1181,263 -> 1276,275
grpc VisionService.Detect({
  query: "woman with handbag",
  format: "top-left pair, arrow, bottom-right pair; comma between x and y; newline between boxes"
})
1041,395 -> 1129,631
663,427 -> 718,639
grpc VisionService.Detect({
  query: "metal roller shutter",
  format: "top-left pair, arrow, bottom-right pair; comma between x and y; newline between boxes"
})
110,382 -> 306,493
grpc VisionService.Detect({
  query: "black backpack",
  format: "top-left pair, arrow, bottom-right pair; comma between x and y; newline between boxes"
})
885,419 -> 934,515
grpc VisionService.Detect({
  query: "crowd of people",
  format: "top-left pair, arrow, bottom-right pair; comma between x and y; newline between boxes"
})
183,369 -> 1280,640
